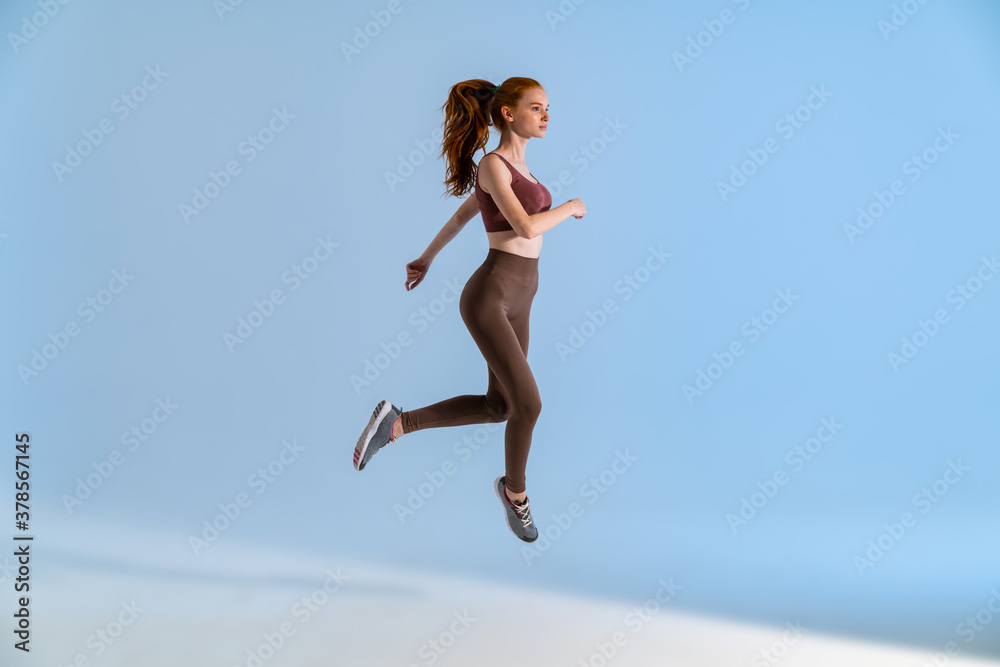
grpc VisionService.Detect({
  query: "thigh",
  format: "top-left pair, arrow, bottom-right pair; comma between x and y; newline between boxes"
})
467,298 -> 539,412
485,306 -> 529,409
463,260 -> 539,409
507,309 -> 529,359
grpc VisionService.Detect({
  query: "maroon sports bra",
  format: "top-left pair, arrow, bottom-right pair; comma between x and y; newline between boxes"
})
474,152 -> 552,233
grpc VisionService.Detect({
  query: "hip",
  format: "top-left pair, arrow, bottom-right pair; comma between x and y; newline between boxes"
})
461,249 -> 539,313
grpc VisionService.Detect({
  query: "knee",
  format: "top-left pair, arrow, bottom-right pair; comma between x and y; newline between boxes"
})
513,392 -> 541,424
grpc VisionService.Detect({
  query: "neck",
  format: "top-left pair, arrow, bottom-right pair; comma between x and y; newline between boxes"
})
495,134 -> 529,163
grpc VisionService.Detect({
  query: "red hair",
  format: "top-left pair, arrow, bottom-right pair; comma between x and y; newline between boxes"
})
438,77 -> 543,198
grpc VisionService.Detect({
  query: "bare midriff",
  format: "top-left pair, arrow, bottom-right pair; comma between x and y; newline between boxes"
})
486,229 -> 542,258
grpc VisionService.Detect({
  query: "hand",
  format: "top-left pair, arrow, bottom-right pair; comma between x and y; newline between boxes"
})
405,256 -> 430,291
567,198 -> 586,219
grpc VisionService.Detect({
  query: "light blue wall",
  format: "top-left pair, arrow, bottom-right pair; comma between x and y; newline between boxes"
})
2,0 -> 999,660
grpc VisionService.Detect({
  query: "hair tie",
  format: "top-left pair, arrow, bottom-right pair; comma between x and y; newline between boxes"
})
492,85 -> 498,94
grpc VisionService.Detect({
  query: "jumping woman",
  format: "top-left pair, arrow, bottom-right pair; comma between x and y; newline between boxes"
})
353,77 -> 586,543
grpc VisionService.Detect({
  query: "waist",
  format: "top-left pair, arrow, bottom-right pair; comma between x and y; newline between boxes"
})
487,230 -> 542,260
485,247 -> 539,271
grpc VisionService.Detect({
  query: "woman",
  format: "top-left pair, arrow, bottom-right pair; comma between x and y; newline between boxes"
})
353,77 -> 586,543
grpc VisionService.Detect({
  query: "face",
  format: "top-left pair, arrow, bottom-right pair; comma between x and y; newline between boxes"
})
501,88 -> 550,138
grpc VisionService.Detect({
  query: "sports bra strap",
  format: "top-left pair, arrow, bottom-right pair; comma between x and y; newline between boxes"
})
485,152 -> 538,185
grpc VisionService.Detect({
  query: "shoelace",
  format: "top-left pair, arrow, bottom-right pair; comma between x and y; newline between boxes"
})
513,499 -> 533,528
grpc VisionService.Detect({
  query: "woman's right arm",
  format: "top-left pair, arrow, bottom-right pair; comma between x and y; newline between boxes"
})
478,155 -> 585,239
525,199 -> 586,237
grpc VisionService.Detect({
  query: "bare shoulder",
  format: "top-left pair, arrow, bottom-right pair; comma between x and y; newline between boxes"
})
477,153 -> 511,195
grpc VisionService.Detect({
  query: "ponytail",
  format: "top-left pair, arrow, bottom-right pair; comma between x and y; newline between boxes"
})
438,77 -> 543,197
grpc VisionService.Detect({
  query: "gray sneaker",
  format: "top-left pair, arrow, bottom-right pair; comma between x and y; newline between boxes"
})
494,475 -> 538,542
354,400 -> 402,471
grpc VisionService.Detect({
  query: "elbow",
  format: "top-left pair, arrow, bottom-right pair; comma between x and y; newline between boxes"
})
518,217 -> 536,239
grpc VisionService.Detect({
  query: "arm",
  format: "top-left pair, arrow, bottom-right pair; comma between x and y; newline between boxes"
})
477,154 -> 576,239
420,195 -> 480,262
406,196 -> 480,291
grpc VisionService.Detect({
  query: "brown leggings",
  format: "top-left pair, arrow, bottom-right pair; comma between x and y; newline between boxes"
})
398,248 -> 541,494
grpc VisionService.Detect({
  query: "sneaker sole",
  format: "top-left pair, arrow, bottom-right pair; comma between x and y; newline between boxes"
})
493,475 -> 537,543
354,400 -> 394,471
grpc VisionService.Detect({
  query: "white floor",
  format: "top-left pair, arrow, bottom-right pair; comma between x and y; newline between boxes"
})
9,529 -> 995,667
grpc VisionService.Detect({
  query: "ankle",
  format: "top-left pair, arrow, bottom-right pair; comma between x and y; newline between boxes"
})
391,416 -> 403,440
505,487 -> 527,503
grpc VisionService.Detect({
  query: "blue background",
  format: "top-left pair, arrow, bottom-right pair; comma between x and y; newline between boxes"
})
2,0 -> 999,662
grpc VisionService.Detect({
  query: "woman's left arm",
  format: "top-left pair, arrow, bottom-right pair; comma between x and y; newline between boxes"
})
419,196 -> 480,262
